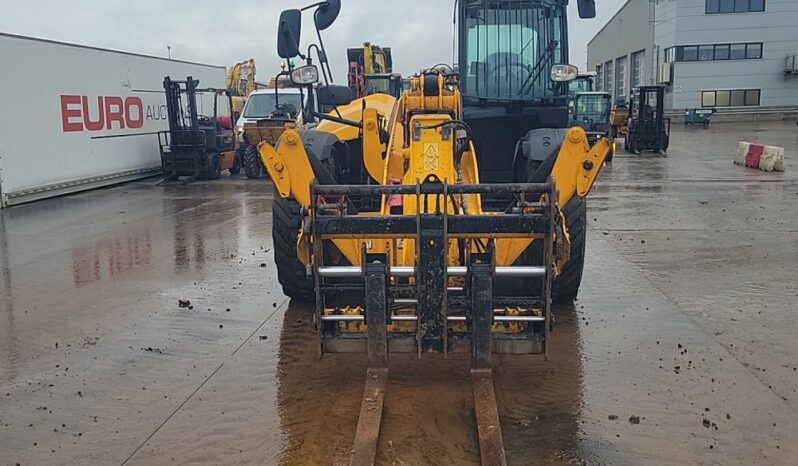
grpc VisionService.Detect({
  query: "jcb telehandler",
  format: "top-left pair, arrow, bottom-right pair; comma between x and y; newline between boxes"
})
260,0 -> 604,464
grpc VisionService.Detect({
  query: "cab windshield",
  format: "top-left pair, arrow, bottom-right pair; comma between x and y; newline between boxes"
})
574,94 -> 610,117
242,93 -> 303,118
569,76 -> 594,94
460,0 -> 566,103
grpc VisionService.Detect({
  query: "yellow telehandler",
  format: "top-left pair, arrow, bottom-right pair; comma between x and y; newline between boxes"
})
260,0 -> 604,463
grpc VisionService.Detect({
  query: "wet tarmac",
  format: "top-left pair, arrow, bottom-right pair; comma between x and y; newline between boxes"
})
1,121 -> 797,465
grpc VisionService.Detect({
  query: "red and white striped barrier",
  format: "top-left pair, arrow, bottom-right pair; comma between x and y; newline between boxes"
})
735,142 -> 785,172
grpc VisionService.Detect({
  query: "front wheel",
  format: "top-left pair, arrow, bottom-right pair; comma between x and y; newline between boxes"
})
500,159 -> 588,303
272,196 -> 314,301
202,152 -> 221,180
551,195 -> 587,303
242,145 -> 263,179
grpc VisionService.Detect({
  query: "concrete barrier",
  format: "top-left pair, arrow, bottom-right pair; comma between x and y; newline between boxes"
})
735,142 -> 785,172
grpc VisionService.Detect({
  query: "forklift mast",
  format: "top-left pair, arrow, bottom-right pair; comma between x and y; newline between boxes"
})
163,76 -> 202,133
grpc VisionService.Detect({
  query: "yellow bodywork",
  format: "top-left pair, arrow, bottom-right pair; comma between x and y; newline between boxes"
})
258,73 -> 609,273
362,42 -> 390,74
227,59 -> 257,117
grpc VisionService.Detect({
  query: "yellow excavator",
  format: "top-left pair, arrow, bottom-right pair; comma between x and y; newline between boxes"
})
263,0 -> 602,464
347,42 -> 403,98
226,58 -> 257,120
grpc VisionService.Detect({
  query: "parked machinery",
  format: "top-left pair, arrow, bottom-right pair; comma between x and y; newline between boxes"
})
158,76 -> 240,180
347,42 -> 403,98
571,92 -> 614,161
226,59 -> 257,120
610,99 -> 629,140
237,86 -> 303,179
625,85 -> 670,155
684,108 -> 716,127
261,0 -> 604,463
568,72 -> 596,95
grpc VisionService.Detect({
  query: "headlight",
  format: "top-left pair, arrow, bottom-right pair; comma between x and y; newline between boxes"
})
290,65 -> 319,85
551,64 -> 579,82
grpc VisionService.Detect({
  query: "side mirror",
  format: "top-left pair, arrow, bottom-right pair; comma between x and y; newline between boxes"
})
317,85 -> 353,107
577,0 -> 596,19
277,9 -> 302,58
314,0 -> 341,30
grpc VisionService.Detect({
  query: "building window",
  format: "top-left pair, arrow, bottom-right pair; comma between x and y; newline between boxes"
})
706,0 -> 765,14
746,43 -> 763,59
730,44 -> 746,59
631,50 -> 645,88
702,89 -> 760,107
698,46 -> 714,61
672,43 -> 762,62
681,46 -> 698,61
596,64 -> 603,91
615,56 -> 626,100
664,47 -> 675,63
604,60 -> 612,96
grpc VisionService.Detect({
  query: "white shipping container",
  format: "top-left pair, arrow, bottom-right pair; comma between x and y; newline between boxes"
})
0,33 -> 228,207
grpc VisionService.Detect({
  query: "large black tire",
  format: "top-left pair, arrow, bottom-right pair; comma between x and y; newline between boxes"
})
552,195 -> 586,303
242,145 -> 263,179
202,152 -> 222,180
506,158 -> 587,303
273,196 -> 314,301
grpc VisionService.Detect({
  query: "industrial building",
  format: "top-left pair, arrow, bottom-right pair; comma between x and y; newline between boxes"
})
587,0 -> 798,116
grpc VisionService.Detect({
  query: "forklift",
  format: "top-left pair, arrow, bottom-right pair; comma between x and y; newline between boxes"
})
571,91 -> 614,160
158,76 -> 240,180
624,85 -> 670,155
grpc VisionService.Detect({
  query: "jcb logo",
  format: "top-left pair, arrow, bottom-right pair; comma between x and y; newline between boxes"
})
60,95 -> 144,132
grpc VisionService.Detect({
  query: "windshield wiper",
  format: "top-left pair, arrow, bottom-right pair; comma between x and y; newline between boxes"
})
518,40 -> 558,96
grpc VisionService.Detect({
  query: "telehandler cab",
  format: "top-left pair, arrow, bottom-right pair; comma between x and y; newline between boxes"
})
259,0 -> 605,463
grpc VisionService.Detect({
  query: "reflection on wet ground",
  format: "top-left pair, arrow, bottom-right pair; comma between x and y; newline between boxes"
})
1,122 -> 797,465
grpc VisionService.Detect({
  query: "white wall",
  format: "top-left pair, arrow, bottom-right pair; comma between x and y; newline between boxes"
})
0,33 -> 227,207
655,0 -> 798,110
586,0 -> 656,101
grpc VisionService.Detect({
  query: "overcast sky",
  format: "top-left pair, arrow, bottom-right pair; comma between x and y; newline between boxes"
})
0,0 -> 624,80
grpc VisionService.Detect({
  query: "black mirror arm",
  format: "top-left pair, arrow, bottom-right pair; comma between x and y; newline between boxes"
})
300,1 -> 327,11
274,70 -> 291,107
312,14 -> 334,83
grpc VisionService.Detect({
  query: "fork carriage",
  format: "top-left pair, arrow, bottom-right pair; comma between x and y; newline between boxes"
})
310,179 -> 559,362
